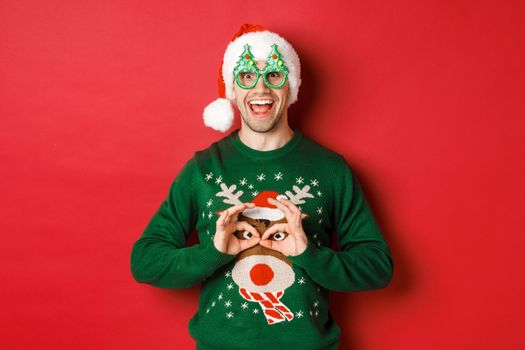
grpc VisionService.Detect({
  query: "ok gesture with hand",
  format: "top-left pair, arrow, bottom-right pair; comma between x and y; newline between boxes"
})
214,203 -> 260,255
259,197 -> 308,257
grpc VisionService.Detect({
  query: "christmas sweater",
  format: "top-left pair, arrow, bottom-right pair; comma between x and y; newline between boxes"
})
131,128 -> 393,350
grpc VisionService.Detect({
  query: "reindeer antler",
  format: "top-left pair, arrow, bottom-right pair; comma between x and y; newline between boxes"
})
284,185 -> 314,205
216,183 -> 244,205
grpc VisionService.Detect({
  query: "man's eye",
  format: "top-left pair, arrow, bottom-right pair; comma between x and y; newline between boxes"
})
242,231 -> 253,239
272,232 -> 286,241
242,73 -> 252,79
266,71 -> 284,85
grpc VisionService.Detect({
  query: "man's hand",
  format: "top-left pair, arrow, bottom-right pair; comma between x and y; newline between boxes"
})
214,202 -> 260,255
259,197 -> 308,256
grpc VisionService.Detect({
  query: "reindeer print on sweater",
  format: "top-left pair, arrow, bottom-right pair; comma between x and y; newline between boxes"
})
201,170 -> 326,325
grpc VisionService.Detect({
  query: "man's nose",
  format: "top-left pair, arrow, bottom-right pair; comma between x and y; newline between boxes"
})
253,74 -> 270,92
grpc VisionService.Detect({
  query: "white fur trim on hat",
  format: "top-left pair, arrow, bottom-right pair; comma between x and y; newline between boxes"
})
203,98 -> 234,132
242,206 -> 285,221
222,31 -> 301,105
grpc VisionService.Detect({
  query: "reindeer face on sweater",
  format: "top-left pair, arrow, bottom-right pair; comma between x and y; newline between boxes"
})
215,185 -> 313,324
232,214 -> 293,291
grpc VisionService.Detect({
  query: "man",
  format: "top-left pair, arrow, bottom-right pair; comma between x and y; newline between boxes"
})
131,24 -> 393,350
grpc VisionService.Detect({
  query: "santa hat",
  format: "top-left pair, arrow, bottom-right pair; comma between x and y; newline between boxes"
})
242,191 -> 288,221
203,23 -> 302,132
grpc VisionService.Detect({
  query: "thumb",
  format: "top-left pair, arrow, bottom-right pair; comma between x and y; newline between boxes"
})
259,238 -> 276,250
236,221 -> 260,238
239,237 -> 261,251
261,223 -> 287,240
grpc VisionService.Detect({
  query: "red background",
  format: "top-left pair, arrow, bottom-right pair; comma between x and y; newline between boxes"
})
2,0 -> 524,349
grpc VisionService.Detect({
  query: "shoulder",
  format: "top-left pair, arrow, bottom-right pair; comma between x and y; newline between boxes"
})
193,131 -> 235,163
299,130 -> 350,168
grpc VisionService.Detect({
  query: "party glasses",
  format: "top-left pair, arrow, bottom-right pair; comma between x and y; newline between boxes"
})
233,44 -> 289,89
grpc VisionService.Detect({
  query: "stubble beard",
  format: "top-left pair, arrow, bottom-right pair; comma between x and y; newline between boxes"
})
238,96 -> 285,134
240,108 -> 282,133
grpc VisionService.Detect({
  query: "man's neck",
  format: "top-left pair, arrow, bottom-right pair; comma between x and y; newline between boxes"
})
238,124 -> 294,151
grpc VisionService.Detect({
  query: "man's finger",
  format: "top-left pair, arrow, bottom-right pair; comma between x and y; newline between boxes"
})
236,221 -> 260,238
228,202 -> 255,216
267,198 -> 294,220
223,208 -> 235,226
259,238 -> 280,252
278,198 -> 302,219
239,237 -> 261,251
225,203 -> 254,223
272,197 -> 299,212
291,210 -> 303,227
216,209 -> 228,227
261,223 -> 287,240
272,198 -> 303,227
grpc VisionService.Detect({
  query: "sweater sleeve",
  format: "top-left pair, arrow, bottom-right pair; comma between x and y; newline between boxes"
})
288,156 -> 394,292
130,157 -> 236,289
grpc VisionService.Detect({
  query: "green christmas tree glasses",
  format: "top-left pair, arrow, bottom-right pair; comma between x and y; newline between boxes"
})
233,44 -> 289,89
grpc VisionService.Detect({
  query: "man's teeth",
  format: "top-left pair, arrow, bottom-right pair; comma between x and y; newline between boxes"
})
249,100 -> 273,105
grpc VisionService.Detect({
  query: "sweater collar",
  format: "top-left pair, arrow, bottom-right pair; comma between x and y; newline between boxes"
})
229,128 -> 303,160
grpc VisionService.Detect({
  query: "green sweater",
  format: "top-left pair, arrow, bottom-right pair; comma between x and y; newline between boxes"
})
130,128 -> 393,350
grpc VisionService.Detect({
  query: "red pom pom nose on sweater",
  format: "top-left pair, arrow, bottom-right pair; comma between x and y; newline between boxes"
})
250,263 -> 274,286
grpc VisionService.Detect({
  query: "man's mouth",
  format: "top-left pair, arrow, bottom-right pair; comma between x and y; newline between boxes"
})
248,99 -> 274,118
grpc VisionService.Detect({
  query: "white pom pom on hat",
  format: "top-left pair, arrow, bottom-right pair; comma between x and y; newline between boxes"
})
203,23 -> 302,132
203,98 -> 234,132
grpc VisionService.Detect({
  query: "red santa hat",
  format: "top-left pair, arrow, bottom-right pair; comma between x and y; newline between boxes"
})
203,23 -> 302,132
242,190 -> 288,221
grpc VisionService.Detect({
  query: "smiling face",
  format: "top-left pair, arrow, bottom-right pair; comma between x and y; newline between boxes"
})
233,60 -> 290,133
